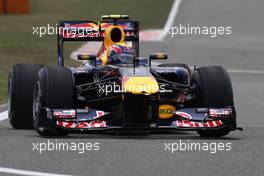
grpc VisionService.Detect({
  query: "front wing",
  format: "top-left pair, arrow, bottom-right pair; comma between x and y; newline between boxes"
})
45,107 -> 237,132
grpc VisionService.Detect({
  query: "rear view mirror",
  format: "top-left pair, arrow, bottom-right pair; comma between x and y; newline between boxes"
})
149,53 -> 168,66
149,53 -> 168,60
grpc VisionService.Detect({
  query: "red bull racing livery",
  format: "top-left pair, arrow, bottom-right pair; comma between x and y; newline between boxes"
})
8,15 -> 242,137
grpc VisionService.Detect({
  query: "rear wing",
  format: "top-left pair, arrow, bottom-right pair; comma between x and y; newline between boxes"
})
57,19 -> 139,66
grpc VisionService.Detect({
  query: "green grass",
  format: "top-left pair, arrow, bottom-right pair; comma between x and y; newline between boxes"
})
0,0 -> 173,103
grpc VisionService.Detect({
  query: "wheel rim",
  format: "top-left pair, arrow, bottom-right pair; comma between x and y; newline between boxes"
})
33,82 -> 41,125
8,78 -> 12,117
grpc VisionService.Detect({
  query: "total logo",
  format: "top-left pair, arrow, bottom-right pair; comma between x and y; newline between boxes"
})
159,105 -> 176,119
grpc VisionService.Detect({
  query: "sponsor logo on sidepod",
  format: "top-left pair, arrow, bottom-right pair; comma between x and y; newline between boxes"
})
159,105 -> 176,119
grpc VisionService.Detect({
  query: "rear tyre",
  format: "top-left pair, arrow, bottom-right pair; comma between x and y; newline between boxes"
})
33,66 -> 75,136
8,64 -> 43,129
193,66 -> 234,137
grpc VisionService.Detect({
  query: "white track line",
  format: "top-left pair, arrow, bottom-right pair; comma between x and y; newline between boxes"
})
0,111 -> 8,122
187,66 -> 264,74
158,0 -> 182,41
0,167 -> 73,176
0,103 -> 7,108
227,69 -> 264,74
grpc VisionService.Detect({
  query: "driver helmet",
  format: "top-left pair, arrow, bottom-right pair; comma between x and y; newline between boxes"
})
107,43 -> 135,64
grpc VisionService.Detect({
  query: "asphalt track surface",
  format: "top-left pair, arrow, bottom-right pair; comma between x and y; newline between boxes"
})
1,0 -> 264,175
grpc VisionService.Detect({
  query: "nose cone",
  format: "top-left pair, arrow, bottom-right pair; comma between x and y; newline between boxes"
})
122,76 -> 159,95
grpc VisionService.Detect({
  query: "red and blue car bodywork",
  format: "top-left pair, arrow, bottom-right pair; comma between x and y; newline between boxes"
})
7,15 -> 241,137
30,15 -> 241,137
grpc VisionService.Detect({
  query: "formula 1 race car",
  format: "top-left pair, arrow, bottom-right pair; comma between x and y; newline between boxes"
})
8,15 -> 241,137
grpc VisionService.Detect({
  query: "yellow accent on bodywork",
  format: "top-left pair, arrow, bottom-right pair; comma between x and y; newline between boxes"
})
159,104 -> 176,119
123,77 -> 159,95
156,53 -> 166,59
101,15 -> 129,20
100,54 -> 108,65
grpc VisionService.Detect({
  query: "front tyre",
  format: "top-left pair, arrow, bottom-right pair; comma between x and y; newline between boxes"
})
8,64 -> 43,129
33,66 -> 75,136
193,66 -> 235,137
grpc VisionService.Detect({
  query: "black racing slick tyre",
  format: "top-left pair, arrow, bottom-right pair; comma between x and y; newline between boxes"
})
193,66 -> 234,137
33,66 -> 75,136
8,64 -> 43,129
